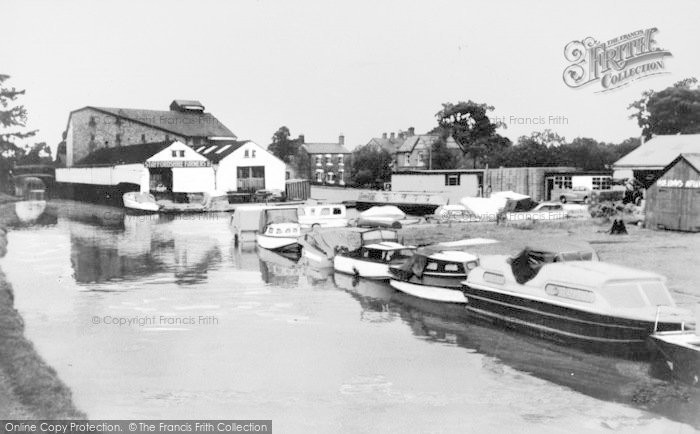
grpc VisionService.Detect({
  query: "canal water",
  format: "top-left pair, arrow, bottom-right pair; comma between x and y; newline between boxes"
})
1,202 -> 698,433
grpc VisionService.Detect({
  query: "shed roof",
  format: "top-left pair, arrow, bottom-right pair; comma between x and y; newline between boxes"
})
678,153 -> 700,172
74,142 -> 172,166
613,134 -> 700,170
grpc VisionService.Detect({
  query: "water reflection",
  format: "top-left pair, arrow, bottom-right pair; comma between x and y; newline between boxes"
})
340,276 -> 700,428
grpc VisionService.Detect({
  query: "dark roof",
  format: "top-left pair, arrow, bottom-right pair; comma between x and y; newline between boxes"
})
170,100 -> 204,111
369,137 -> 406,153
75,142 -> 172,166
194,140 -> 249,163
393,169 -> 484,175
302,143 -> 351,154
81,106 -> 236,139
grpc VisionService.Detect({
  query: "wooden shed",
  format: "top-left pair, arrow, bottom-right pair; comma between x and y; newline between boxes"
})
644,153 -> 700,232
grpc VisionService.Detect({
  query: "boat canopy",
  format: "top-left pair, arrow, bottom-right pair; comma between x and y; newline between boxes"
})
510,241 -> 598,284
303,228 -> 399,258
259,207 -> 299,232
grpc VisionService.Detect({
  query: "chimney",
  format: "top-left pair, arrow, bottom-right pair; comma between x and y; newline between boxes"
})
382,132 -> 387,139
298,134 -> 305,144
390,132 -> 395,140
339,134 -> 345,145
408,127 -> 415,136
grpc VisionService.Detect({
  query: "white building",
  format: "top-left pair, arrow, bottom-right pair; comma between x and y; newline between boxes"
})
56,140 -> 286,201
390,170 -> 483,203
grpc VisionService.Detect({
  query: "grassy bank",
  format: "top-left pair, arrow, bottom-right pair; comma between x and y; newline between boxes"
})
0,230 -> 85,419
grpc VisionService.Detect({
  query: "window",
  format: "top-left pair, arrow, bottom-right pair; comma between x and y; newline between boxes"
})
238,167 -> 250,178
338,155 -> 344,165
320,208 -> 330,216
425,261 -> 439,271
251,166 -> 264,178
640,282 -> 672,306
286,171 -> 291,180
315,171 -> 323,182
252,150 -> 256,158
444,263 -> 460,272
326,154 -> 332,165
483,272 -> 505,285
179,150 -> 185,157
171,150 -> 177,157
141,134 -> 146,143
165,135 -> 170,142
244,150 -> 249,158
115,133 -> 121,145
445,174 -> 460,186
602,283 -> 646,308
333,207 -> 342,215
545,284 -> 594,303
418,152 -> 424,162
326,172 -> 335,183
554,176 -> 572,189
592,176 -> 612,190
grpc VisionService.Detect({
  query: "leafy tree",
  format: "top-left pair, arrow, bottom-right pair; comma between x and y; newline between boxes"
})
267,126 -> 300,163
628,77 -> 700,140
0,74 -> 37,192
490,134 -> 556,167
350,143 -> 392,187
435,101 -> 505,168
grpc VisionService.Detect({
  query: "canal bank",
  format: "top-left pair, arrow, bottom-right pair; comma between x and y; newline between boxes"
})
0,205 -> 85,419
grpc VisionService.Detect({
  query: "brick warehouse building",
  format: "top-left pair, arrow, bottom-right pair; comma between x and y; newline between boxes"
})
59,99 -> 237,167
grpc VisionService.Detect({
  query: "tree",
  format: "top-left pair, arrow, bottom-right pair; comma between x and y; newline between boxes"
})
490,134 -> 556,167
628,77 -> 700,140
350,143 -> 392,187
267,126 -> 300,163
0,74 -> 37,192
435,101 -> 505,168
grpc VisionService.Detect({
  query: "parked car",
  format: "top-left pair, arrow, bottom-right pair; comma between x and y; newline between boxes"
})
552,186 -> 591,204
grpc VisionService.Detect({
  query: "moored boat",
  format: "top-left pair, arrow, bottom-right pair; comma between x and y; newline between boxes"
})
256,206 -> 301,253
355,191 -> 447,215
389,248 -> 480,303
334,240 -> 415,279
123,191 -> 160,213
462,249 -> 694,355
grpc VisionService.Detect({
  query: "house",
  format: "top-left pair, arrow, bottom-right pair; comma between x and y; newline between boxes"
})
55,140 -> 285,205
61,99 -> 237,167
390,169 -> 483,203
613,134 -> 700,186
366,131 -> 407,154
644,153 -> 700,232
300,134 -> 351,185
394,128 -> 460,171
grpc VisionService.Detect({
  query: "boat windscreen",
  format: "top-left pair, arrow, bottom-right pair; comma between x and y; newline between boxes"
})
361,229 -> 398,244
396,252 -> 428,278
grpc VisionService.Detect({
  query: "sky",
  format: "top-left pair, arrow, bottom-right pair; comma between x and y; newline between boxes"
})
3,0 -> 700,152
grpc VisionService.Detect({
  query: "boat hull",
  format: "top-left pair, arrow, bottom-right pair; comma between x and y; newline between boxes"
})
333,256 -> 391,279
355,201 -> 439,216
649,333 -> 700,386
256,234 -> 300,253
462,285 -> 684,355
390,279 -> 467,304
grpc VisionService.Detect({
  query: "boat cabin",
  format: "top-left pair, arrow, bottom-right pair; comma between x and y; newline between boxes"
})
392,249 -> 479,288
468,258 -> 691,322
347,241 -> 415,264
298,204 -> 348,228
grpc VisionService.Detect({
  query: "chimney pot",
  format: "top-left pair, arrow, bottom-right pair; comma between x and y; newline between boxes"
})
339,134 -> 345,145
298,134 -> 305,144
382,132 -> 387,139
390,132 -> 395,140
408,127 -> 415,136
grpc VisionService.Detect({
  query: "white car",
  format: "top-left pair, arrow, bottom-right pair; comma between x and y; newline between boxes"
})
505,202 -> 567,221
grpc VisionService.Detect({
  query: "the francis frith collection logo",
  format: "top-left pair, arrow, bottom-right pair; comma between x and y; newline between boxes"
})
563,28 -> 671,92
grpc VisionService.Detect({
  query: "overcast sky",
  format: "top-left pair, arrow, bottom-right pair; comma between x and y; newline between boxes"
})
3,0 -> 699,151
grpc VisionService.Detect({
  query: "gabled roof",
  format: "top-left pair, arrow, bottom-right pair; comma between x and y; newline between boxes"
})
396,134 -> 460,153
369,137 -> 406,154
74,141 -> 172,166
194,140 -> 249,164
397,136 -> 420,153
78,106 -> 236,139
613,134 -> 700,170
678,153 -> 700,172
302,143 -> 351,154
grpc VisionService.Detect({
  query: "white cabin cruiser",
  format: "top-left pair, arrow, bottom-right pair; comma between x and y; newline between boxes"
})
123,192 -> 160,213
334,240 -> 416,280
389,248 -> 480,303
256,206 -> 301,253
